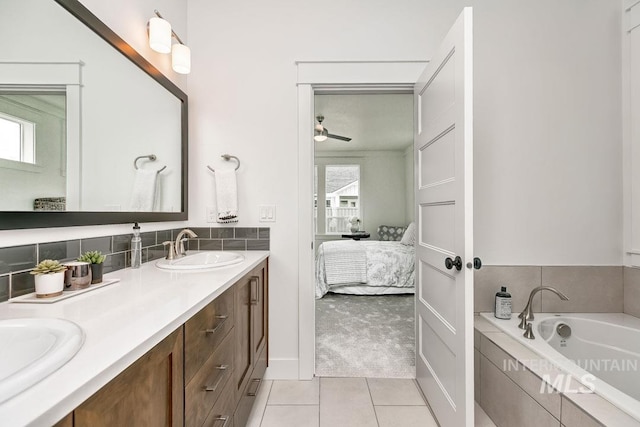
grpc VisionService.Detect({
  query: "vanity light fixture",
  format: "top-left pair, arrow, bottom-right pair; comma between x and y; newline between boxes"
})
148,10 -> 191,74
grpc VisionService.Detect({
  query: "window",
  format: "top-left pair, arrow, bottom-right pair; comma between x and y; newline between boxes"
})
315,164 -> 361,234
0,112 -> 35,164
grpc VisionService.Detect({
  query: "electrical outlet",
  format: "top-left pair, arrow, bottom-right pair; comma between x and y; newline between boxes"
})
206,206 -> 216,223
259,205 -> 276,222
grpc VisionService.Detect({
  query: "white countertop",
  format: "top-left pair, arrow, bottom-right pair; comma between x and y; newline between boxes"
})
0,250 -> 269,427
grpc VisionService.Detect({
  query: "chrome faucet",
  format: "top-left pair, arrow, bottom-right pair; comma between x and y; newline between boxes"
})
518,286 -> 569,331
174,228 -> 198,258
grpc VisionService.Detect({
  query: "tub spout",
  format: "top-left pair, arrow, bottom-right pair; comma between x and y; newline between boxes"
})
517,286 -> 569,329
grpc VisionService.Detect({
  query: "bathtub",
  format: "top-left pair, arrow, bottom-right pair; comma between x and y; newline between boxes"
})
480,312 -> 640,422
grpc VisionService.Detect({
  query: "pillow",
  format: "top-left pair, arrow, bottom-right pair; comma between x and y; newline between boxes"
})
400,222 -> 416,246
377,225 -> 407,241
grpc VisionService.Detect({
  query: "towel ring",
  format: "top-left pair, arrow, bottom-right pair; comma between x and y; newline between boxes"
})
134,154 -> 167,174
207,154 -> 240,173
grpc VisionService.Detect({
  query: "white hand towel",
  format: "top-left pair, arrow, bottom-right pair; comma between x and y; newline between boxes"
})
215,169 -> 238,223
130,169 -> 158,211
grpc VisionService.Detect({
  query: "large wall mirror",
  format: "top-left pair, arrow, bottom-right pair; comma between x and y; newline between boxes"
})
0,0 -> 188,230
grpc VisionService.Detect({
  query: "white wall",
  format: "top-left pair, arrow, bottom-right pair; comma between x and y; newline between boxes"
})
187,0 -> 623,376
472,1 -> 622,266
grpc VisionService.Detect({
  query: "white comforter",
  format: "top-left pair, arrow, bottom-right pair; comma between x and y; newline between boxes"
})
315,240 -> 415,298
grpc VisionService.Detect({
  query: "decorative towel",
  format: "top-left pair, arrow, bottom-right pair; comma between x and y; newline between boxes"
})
130,169 -> 158,211
215,168 -> 238,223
322,240 -> 367,285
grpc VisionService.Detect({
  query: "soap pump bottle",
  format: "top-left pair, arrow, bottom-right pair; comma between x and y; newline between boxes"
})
131,222 -> 142,269
494,286 -> 512,319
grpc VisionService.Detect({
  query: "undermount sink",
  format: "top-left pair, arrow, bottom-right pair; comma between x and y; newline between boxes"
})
156,251 -> 245,271
0,318 -> 84,404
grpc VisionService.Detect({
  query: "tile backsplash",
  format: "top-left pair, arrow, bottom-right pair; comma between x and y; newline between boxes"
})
0,227 -> 270,302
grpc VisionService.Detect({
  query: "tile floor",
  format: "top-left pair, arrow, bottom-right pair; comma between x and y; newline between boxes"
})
246,377 -> 496,427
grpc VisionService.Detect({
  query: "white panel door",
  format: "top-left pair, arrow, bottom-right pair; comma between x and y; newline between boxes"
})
414,8 -> 474,427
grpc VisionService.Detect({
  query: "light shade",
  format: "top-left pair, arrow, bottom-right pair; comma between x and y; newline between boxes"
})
149,17 -> 172,53
172,43 -> 191,74
314,126 -> 328,142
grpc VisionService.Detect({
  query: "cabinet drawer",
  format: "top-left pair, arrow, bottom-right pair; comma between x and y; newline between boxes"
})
202,373 -> 235,427
185,287 -> 235,383
186,330 -> 234,427
233,346 -> 267,427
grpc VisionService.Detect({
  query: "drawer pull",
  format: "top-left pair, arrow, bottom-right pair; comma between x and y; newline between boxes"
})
250,277 -> 259,305
213,416 -> 230,427
247,378 -> 261,396
205,315 -> 229,334
203,365 -> 229,392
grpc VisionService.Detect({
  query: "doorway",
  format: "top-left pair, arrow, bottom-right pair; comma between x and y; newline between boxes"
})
313,92 -> 415,378
295,62 -> 428,380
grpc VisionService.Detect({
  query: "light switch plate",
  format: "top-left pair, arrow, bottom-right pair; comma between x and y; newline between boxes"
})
206,206 -> 216,223
259,205 -> 276,222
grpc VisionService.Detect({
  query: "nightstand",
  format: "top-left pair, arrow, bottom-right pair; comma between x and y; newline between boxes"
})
341,232 -> 371,240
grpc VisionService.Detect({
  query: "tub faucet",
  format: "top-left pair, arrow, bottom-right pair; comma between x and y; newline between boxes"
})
174,228 -> 198,258
518,286 -> 569,330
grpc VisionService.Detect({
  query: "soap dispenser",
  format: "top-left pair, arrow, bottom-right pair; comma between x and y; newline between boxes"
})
131,222 -> 142,268
494,286 -> 512,319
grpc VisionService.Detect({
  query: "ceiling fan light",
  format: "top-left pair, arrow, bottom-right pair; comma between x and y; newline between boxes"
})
314,128 -> 328,142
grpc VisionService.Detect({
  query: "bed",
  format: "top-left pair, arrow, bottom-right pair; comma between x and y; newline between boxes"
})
315,224 -> 416,298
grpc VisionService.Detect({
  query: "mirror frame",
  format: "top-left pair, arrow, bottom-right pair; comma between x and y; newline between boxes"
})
0,0 -> 188,230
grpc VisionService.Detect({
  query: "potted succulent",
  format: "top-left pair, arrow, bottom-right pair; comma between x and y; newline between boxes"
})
78,250 -> 106,284
30,259 -> 67,298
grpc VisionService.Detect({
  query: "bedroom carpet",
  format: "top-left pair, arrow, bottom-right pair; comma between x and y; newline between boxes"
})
315,293 -> 415,378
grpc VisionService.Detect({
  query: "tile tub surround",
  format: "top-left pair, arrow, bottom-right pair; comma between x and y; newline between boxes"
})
474,266 -> 624,314
0,226 -> 270,301
474,315 -> 640,427
624,266 -> 640,318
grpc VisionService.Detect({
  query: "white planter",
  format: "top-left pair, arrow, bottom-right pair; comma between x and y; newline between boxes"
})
34,271 -> 65,298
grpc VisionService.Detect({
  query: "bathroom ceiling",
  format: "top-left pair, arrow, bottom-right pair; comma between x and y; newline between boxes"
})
314,93 -> 413,152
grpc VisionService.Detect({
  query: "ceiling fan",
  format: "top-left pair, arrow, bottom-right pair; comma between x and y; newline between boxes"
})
314,115 -> 352,142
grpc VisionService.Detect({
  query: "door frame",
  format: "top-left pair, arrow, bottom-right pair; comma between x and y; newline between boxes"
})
296,61 -> 428,379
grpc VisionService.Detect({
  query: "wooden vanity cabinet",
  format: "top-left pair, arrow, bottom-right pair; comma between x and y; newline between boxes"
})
57,258 -> 268,427
73,327 -> 184,427
233,261 -> 269,427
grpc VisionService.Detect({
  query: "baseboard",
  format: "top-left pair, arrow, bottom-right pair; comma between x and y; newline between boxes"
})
264,358 -> 300,380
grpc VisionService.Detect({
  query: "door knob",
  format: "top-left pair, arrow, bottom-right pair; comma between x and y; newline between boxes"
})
445,256 -> 462,271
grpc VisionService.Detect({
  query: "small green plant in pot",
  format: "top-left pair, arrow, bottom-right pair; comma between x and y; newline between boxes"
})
78,250 -> 106,284
31,259 -> 67,298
